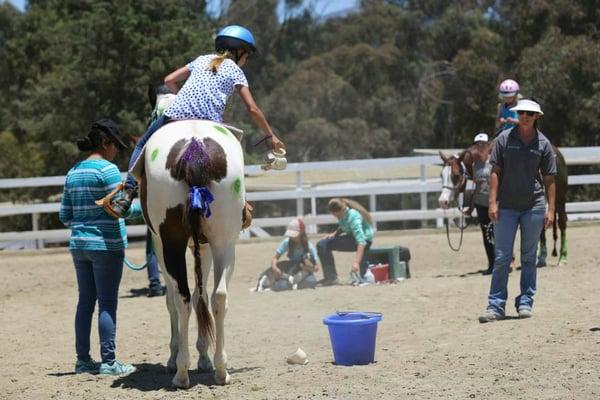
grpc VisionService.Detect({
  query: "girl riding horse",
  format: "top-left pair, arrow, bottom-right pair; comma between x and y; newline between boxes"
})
109,25 -> 287,218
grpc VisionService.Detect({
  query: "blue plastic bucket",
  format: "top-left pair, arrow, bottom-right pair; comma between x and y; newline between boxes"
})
323,311 -> 382,366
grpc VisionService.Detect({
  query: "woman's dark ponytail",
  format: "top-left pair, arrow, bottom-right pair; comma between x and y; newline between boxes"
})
76,128 -> 105,152
76,136 -> 93,151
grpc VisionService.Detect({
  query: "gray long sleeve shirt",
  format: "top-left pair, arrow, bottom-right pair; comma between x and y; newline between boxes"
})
490,128 -> 557,210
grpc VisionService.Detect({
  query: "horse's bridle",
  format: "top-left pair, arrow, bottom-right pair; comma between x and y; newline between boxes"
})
441,160 -> 468,194
441,159 -> 470,251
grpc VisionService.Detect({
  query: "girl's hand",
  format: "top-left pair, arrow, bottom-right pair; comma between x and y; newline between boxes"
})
271,266 -> 282,280
462,207 -> 473,217
488,203 -> 499,223
544,209 -> 555,229
351,262 -> 359,273
270,134 -> 285,152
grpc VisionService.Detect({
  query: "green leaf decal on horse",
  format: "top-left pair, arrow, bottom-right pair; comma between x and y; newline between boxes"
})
232,177 -> 241,195
213,125 -> 230,136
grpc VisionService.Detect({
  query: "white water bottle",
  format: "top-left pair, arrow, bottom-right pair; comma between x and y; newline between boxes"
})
364,268 -> 375,284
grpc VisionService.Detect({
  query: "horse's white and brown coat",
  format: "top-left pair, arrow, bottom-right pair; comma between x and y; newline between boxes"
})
136,119 -> 245,387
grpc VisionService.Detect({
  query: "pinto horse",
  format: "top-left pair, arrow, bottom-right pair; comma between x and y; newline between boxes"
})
130,120 -> 247,388
438,144 -> 568,267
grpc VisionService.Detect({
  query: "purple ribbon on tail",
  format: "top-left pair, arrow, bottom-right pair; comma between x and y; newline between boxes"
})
189,186 -> 214,218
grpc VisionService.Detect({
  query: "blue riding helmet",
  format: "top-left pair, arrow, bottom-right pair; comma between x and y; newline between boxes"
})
215,25 -> 257,54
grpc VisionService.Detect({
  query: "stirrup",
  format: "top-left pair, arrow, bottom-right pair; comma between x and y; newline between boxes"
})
261,149 -> 287,171
95,183 -> 125,219
242,201 -> 253,230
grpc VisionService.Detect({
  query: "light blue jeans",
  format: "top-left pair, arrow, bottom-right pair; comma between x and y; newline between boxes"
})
487,208 -> 545,314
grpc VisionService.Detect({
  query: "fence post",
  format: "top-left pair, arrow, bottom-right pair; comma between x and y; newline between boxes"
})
369,194 -> 377,232
296,170 -> 304,217
420,162 -> 427,228
32,212 -> 44,249
309,196 -> 317,234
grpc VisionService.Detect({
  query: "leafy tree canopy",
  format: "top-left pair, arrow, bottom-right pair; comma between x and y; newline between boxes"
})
0,0 -> 599,182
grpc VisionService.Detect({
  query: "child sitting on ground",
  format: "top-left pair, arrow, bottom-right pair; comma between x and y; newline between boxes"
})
256,218 -> 319,292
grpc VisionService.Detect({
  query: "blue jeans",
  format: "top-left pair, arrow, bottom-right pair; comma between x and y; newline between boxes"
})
124,115 -> 169,191
71,249 -> 124,364
272,274 -> 317,291
487,208 -> 545,314
317,235 -> 372,280
145,229 -> 161,289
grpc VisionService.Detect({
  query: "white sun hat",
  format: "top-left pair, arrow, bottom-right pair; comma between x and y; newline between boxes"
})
510,99 -> 544,115
473,133 -> 489,143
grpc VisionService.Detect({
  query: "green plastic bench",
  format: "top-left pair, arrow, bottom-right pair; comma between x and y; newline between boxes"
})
366,246 -> 411,280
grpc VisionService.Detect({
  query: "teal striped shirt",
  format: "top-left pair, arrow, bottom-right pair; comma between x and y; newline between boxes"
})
59,159 -> 141,251
338,208 -> 374,246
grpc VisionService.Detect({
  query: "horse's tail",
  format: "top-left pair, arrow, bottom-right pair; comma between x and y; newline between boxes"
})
174,137 -> 215,344
192,240 -> 215,345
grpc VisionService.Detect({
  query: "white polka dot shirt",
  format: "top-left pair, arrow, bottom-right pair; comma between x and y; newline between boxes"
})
165,54 -> 248,122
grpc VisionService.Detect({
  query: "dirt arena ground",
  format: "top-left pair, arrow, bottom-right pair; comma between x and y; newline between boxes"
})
1,223 -> 599,399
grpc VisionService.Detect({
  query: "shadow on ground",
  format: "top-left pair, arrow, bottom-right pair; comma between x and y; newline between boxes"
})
110,363 -> 262,391
122,287 -> 151,298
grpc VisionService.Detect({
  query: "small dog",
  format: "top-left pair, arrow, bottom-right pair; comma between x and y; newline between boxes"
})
255,254 -> 315,292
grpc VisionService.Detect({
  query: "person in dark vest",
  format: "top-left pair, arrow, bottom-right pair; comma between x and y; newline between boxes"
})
479,99 -> 556,323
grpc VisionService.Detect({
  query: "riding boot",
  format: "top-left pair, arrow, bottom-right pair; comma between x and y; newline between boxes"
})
110,187 -> 137,218
242,201 -> 253,230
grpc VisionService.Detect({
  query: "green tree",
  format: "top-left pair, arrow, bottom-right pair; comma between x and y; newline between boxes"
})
2,0 -> 213,176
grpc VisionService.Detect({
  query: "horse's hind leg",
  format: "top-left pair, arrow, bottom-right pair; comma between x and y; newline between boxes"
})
166,285 -> 179,372
558,210 -> 568,265
157,219 -> 193,389
152,234 -> 179,373
211,243 -> 236,385
537,228 -> 547,267
193,243 -> 214,372
552,216 -> 558,257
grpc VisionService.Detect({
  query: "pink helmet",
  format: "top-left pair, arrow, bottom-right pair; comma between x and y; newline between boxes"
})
499,79 -> 519,96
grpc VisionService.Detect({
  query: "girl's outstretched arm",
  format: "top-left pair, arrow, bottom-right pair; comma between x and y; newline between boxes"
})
238,85 -> 285,151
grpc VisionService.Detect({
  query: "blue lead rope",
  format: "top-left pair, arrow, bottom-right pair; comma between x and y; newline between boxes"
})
189,186 -> 214,218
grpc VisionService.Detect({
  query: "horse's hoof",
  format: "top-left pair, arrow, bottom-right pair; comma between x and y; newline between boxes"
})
197,357 -> 214,373
172,374 -> 190,389
214,371 -> 230,385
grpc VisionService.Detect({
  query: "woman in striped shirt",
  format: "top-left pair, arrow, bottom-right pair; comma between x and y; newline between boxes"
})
60,119 -> 140,376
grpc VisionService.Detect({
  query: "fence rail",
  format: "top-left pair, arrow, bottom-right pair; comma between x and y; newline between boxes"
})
1,147 -> 599,249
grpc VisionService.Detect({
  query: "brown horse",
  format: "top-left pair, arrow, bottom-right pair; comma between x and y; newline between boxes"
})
438,144 -> 568,266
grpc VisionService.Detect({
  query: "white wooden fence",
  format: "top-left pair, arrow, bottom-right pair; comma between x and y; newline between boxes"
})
1,147 -> 600,249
